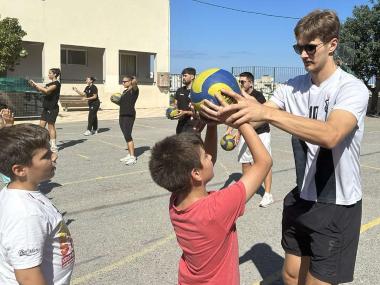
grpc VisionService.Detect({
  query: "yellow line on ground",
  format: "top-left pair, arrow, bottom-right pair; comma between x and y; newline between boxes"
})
76,154 -> 89,160
71,233 -> 176,284
360,164 -> 380,171
61,170 -> 148,186
95,139 -> 125,149
250,216 -> 380,285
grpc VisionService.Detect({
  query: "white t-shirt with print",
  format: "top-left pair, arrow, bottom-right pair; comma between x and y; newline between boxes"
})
0,187 -> 75,285
270,68 -> 368,205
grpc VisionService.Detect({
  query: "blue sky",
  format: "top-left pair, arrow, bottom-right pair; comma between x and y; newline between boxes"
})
170,0 -> 371,73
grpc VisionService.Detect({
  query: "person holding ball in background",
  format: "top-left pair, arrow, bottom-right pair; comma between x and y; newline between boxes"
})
29,68 -> 61,153
73,76 -> 101,136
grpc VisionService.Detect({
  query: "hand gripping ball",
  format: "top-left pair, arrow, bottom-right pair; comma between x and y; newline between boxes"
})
110,92 -> 122,105
190,68 -> 241,111
165,107 -> 180,119
220,134 -> 236,151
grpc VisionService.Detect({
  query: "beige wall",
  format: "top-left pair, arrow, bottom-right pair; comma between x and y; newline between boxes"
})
2,0 -> 170,109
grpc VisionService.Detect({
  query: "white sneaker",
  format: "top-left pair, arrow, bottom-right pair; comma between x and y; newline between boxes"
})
83,130 -> 92,136
259,193 -> 274,208
120,154 -> 131,162
125,156 -> 137,165
51,146 -> 59,153
92,130 -> 98,135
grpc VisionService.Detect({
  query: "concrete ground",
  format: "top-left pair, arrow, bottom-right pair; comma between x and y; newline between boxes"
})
5,110 -> 380,284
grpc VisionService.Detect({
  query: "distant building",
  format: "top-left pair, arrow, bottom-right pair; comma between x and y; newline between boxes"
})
2,0 -> 170,109
254,75 -> 278,98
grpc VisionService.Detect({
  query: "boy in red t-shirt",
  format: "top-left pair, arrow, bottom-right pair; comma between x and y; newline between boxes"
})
149,108 -> 272,284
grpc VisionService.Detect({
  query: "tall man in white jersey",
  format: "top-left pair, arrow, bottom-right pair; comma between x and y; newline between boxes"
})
201,10 -> 368,285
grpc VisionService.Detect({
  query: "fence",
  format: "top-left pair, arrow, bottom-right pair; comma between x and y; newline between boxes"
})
0,77 -> 44,118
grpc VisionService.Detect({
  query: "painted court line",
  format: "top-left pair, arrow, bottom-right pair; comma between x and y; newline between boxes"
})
71,214 -> 380,284
360,164 -> 380,171
71,233 -> 176,284
61,170 -> 148,186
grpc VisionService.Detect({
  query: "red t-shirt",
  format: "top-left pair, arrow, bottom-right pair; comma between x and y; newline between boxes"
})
169,181 -> 246,285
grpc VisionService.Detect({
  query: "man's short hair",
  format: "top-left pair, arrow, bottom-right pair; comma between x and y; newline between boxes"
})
0,124 -> 50,179
181,67 -> 196,76
294,9 -> 340,43
239,72 -> 254,82
149,132 -> 204,194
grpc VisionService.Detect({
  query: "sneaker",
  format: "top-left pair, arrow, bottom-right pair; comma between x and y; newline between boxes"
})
259,193 -> 274,208
120,154 -> 131,162
83,130 -> 92,136
125,156 -> 137,166
51,145 -> 59,154
92,130 -> 98,135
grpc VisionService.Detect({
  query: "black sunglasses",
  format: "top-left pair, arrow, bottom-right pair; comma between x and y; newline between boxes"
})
293,43 -> 324,55
122,80 -> 131,83
239,80 -> 247,84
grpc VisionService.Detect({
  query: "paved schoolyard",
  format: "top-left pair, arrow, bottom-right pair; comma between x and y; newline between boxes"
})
4,114 -> 380,284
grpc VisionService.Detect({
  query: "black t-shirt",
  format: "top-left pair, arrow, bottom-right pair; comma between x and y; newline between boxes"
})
119,87 -> 139,116
249,89 -> 270,134
43,81 -> 61,109
174,86 -> 191,111
84,84 -> 100,106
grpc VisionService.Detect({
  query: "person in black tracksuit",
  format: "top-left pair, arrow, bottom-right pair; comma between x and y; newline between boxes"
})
119,76 -> 139,165
29,68 -> 61,153
73,77 -> 100,135
173,67 -> 197,134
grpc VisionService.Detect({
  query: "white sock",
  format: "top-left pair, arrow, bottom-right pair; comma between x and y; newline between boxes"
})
50,139 -> 57,148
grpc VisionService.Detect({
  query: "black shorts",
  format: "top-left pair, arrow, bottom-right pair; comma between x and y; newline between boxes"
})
281,187 -> 362,284
41,108 -> 59,123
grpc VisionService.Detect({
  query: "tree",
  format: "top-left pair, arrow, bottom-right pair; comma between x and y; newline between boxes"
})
0,17 -> 27,76
340,0 -> 380,115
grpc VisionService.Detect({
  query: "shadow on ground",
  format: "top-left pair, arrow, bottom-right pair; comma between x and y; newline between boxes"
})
40,180 -> 62,195
58,139 -> 87,151
135,146 -> 150,158
240,243 -> 284,285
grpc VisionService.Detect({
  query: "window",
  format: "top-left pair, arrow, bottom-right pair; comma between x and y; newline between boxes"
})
61,49 -> 87,65
120,54 -> 137,76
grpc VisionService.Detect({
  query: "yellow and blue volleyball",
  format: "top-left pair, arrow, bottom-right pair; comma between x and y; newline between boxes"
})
220,134 -> 236,151
190,68 -> 240,111
165,107 -> 180,119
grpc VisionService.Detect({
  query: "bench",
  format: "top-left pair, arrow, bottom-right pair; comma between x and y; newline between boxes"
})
60,95 -> 89,111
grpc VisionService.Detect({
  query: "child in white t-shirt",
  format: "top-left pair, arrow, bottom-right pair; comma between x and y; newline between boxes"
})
0,124 -> 75,285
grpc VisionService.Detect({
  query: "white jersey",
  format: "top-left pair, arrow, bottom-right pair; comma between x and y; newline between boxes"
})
270,68 -> 368,205
0,187 -> 75,285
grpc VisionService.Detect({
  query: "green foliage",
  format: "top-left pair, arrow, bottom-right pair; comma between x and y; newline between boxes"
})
0,17 -> 27,74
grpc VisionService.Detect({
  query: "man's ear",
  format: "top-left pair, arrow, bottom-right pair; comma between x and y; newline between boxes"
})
11,164 -> 27,178
191,168 -> 202,182
329,38 -> 338,55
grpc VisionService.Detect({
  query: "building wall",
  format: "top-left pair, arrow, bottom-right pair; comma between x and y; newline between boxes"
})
2,0 -> 170,109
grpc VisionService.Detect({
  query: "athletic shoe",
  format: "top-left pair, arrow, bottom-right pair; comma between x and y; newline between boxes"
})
259,193 -> 274,208
125,156 -> 137,166
92,130 -> 98,135
51,145 -> 59,153
83,130 -> 92,136
120,154 -> 131,162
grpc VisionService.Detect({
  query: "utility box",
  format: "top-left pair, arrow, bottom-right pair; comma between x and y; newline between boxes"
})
157,72 -> 170,87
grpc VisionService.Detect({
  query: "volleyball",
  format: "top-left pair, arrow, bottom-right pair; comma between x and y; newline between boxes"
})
190,68 -> 241,111
110,92 -> 122,105
220,134 -> 236,151
165,107 -> 180,119
19,49 -> 28,58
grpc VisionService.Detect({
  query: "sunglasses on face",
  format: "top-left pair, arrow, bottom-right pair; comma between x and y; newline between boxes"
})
239,80 -> 248,85
293,42 -> 324,55
122,80 -> 131,83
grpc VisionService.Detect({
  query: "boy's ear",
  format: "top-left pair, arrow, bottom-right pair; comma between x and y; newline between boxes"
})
11,164 -> 28,178
191,168 -> 202,182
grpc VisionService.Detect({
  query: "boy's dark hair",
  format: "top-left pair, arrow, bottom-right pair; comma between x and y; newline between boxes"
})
149,132 -> 204,194
0,124 -> 50,179
89,76 -> 96,82
294,9 -> 340,43
239,72 -> 254,82
181,67 -> 196,76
